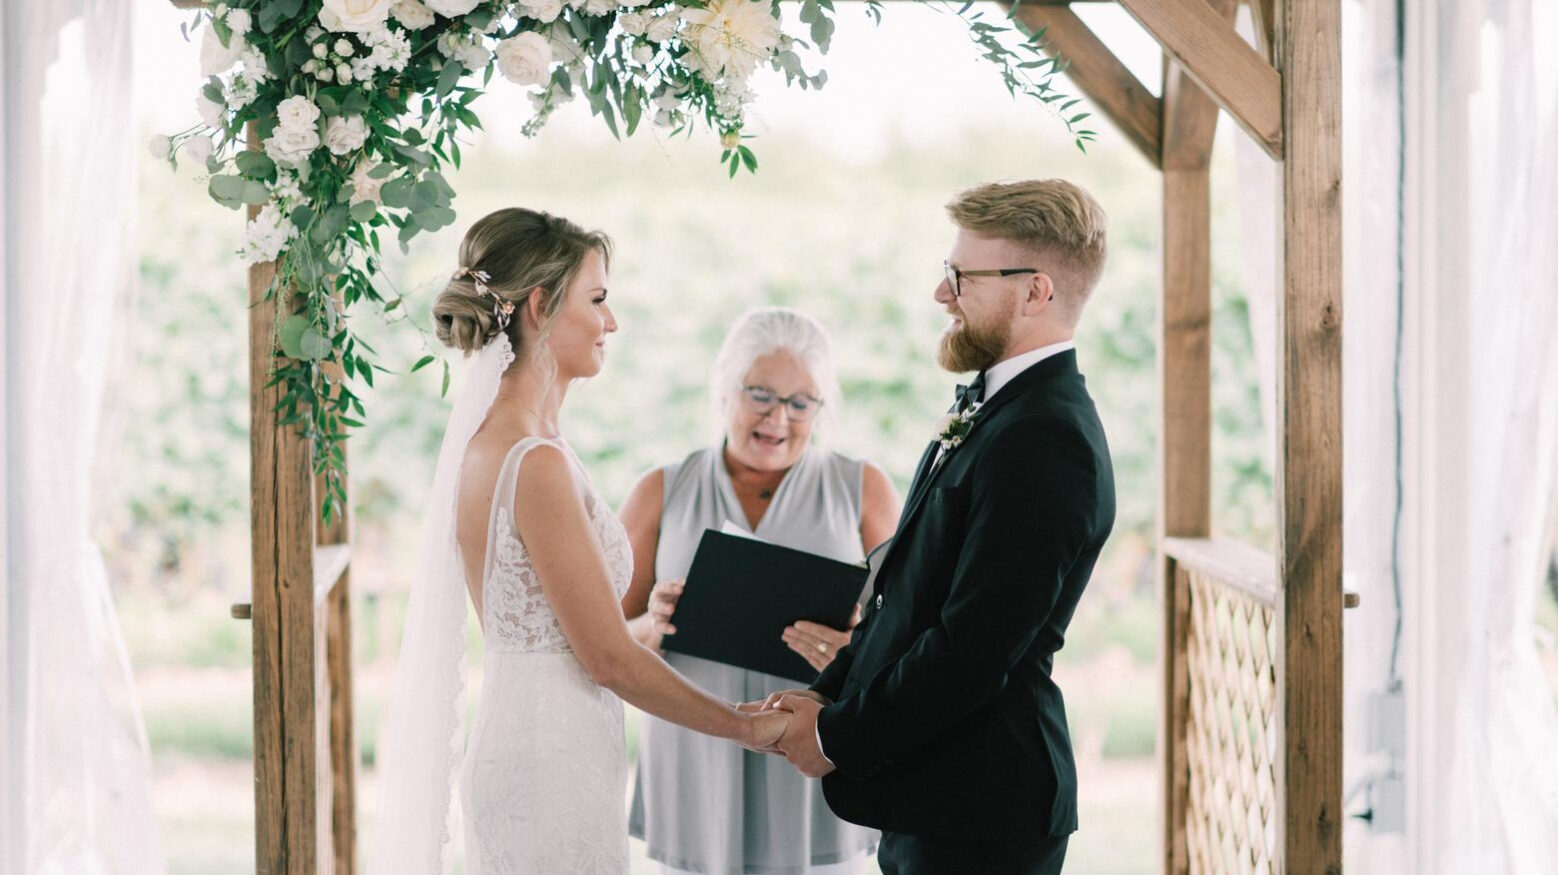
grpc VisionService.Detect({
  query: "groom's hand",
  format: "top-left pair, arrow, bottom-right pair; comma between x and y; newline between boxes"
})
757,688 -> 830,712
774,694 -> 836,778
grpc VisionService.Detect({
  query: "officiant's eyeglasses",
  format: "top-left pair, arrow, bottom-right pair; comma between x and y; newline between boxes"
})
943,260 -> 1039,298
740,386 -> 824,421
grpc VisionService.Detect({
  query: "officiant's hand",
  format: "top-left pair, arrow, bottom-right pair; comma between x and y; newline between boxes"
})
641,578 -> 684,652
782,604 -> 859,671
773,694 -> 836,778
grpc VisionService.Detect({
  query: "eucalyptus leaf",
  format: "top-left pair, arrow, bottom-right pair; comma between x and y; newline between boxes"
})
278,314 -> 310,360
349,200 -> 378,223
300,327 -> 332,361
380,177 -> 414,208
236,151 -> 276,179
240,180 -> 271,205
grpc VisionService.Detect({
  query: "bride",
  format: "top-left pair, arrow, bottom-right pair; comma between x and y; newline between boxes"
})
367,208 -> 789,874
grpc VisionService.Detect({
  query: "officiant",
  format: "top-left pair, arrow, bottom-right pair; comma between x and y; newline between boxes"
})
621,307 -> 901,875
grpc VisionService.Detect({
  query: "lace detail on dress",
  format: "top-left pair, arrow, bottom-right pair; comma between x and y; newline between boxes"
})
484,450 -> 634,654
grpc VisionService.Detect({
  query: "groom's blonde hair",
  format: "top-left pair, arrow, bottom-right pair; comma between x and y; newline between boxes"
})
946,179 -> 1108,326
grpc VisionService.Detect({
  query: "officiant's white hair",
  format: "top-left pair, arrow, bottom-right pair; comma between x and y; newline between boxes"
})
710,307 -> 843,444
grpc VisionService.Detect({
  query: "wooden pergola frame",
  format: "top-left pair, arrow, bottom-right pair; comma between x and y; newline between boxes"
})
193,0 -> 1344,871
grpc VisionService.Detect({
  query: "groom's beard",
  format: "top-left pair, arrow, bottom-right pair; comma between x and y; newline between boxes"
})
937,306 -> 1013,374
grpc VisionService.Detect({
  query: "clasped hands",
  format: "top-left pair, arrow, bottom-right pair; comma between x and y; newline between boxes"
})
736,690 -> 836,778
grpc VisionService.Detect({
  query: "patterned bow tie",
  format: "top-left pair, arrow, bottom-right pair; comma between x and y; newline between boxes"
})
953,372 -> 986,413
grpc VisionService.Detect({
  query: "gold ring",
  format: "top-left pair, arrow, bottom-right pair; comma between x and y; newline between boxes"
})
816,642 -> 828,654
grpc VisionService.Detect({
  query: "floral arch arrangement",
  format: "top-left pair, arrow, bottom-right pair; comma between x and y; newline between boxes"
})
155,0 -> 1091,519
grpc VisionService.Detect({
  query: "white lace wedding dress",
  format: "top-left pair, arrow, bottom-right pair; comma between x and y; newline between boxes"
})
458,435 -> 633,874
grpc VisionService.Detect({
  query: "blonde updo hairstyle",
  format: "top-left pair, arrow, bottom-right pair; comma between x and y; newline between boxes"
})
432,207 -> 612,358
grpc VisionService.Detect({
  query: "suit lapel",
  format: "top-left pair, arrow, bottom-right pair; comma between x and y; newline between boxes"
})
874,350 -> 1083,586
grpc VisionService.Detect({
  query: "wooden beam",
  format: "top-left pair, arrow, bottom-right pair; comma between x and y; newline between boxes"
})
1160,0 -> 1235,170
1163,536 -> 1278,606
1275,0 -> 1343,868
1118,0 -> 1283,158
1160,561 -> 1192,875
1004,3 -> 1162,168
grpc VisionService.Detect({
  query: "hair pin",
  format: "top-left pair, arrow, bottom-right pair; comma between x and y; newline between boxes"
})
453,266 -> 512,331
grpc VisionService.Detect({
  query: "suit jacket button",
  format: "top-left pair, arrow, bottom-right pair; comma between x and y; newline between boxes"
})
875,594 -> 884,609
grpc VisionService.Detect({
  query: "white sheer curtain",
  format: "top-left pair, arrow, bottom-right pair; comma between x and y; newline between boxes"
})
1236,0 -> 1558,870
0,1 -> 164,873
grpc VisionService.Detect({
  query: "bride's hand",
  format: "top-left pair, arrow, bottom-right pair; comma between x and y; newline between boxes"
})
741,708 -> 790,752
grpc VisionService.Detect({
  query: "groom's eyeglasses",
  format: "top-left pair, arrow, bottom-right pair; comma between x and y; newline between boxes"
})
740,386 -> 824,422
943,260 -> 1039,298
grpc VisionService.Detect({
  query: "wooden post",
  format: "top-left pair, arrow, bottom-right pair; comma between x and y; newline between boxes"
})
249,121 -> 320,875
1276,0 -> 1344,869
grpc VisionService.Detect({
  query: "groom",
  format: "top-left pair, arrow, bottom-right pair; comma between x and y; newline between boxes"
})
762,179 -> 1116,874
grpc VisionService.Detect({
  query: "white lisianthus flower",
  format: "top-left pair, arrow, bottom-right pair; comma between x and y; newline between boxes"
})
517,0 -> 564,23
582,0 -> 617,16
678,0 -> 778,80
319,0 -> 393,32
439,32 -> 491,71
630,42 -> 654,65
238,45 -> 271,82
494,32 -> 553,86
369,29 -> 413,70
352,57 -> 377,82
618,11 -> 648,35
324,115 -> 369,155
644,9 -> 678,43
425,0 -> 481,15
391,0 -> 435,29
241,203 -> 299,265
224,75 -> 259,111
199,26 -> 245,77
264,125 -> 321,167
147,134 -> 172,160
184,136 -> 214,165
349,161 -> 388,205
196,92 -> 226,128
273,170 -> 303,202
226,8 -> 252,36
276,95 -> 322,132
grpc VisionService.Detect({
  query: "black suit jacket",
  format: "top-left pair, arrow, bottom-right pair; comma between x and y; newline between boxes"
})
810,349 -> 1115,841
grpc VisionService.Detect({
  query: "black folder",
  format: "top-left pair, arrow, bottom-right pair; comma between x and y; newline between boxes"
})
662,529 -> 870,684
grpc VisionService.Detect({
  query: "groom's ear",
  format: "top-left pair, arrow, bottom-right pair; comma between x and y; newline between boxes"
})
1022,272 -> 1055,315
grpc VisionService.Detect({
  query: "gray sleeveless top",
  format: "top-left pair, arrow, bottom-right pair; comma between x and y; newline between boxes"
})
628,446 -> 879,873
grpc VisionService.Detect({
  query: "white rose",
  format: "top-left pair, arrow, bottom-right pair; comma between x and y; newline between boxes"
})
618,11 -> 648,35
630,42 -> 654,65
517,0 -> 564,22
644,10 -> 678,43
425,0 -> 481,15
276,95 -> 322,131
313,42 -> 329,59
264,125 -> 321,167
199,26 -> 244,77
494,32 -> 552,86
324,115 -> 369,156
316,65 -> 336,81
226,8 -> 252,36
336,62 -> 354,82
196,92 -> 225,128
319,0 -> 393,33
184,136 -> 214,165
582,0 -> 616,15
335,38 -> 355,56
349,161 -> 387,205
147,134 -> 172,160
391,0 -> 435,29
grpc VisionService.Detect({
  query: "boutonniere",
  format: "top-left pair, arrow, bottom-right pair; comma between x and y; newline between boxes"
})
933,402 -> 983,450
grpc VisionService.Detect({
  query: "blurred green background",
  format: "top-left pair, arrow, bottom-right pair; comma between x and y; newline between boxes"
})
115,4 -> 1289,873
